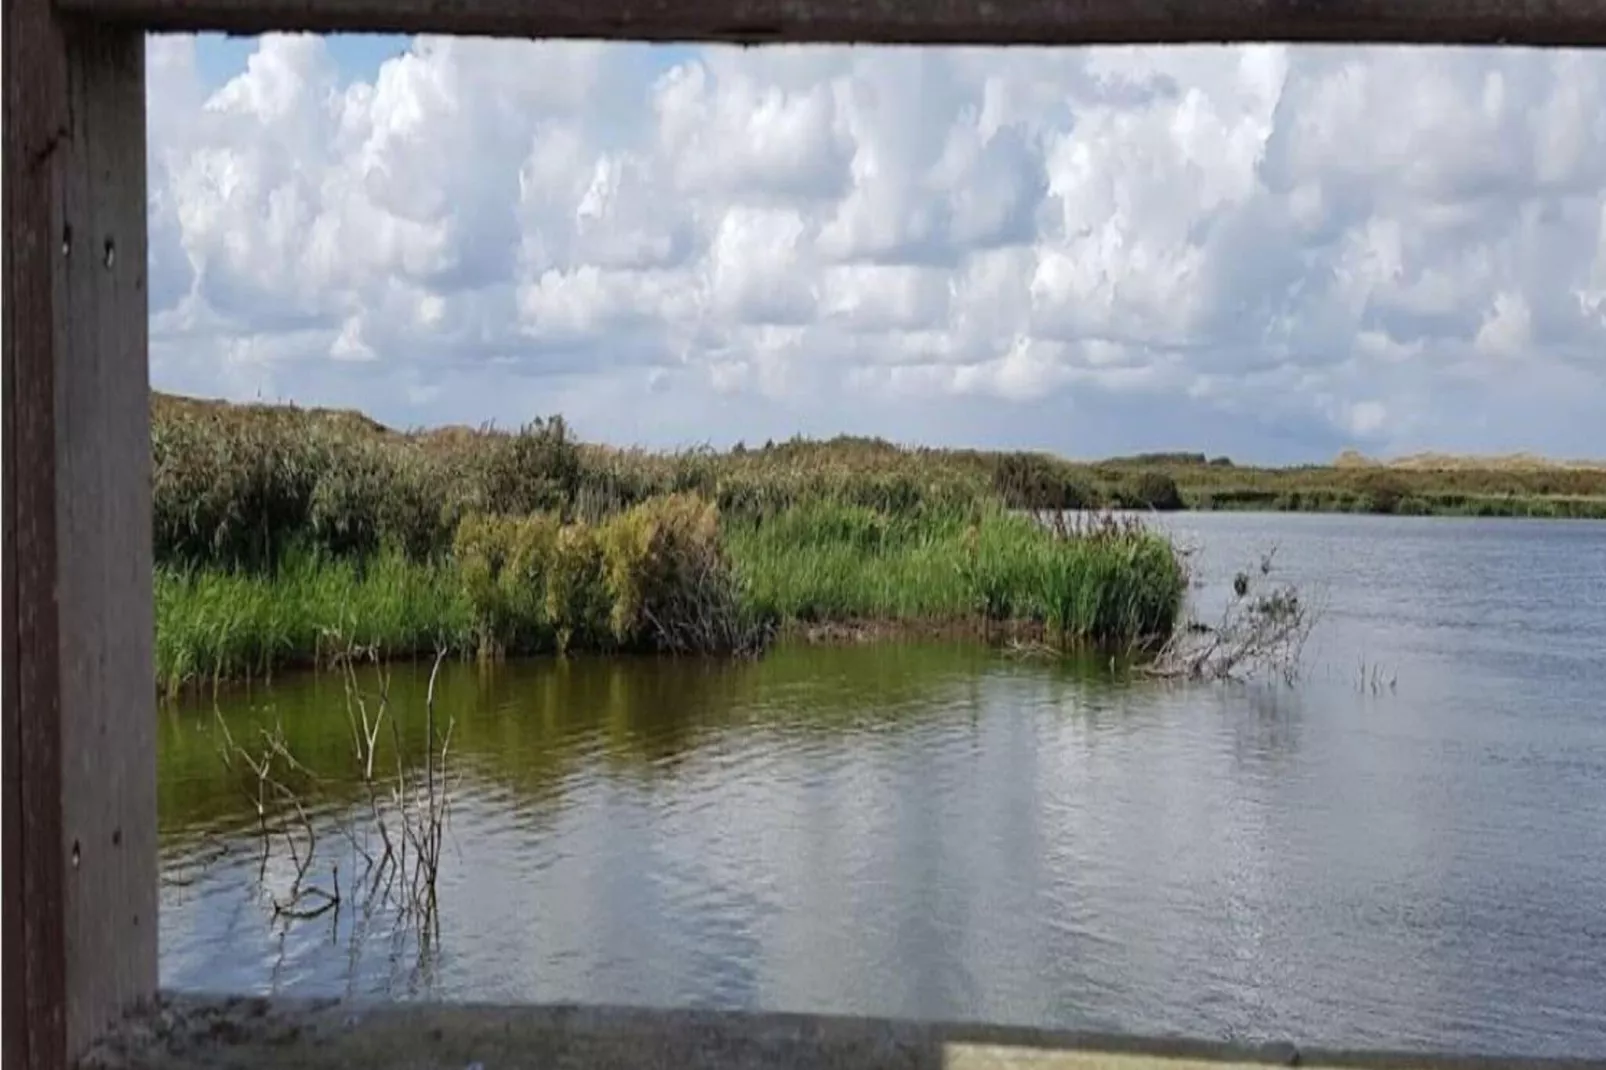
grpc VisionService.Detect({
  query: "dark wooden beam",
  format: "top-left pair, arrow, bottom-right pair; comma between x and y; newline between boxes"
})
45,0 -> 1606,46
2,1 -> 157,1065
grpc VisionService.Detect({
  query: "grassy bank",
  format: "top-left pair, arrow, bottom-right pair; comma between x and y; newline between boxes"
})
156,552 -> 475,689
155,500 -> 1186,693
147,389 -> 1597,689
152,394 -> 1606,562
727,504 -> 1183,638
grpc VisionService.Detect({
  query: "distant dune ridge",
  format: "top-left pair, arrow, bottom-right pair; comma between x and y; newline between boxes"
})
1334,448 -> 1606,472
157,390 -> 1606,475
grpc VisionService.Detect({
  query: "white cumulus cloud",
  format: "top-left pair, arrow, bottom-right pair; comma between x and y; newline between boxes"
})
147,35 -> 1606,459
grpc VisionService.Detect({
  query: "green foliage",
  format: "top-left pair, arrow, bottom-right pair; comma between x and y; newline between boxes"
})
1103,452 -> 1209,467
152,402 -> 325,570
453,512 -> 562,655
148,388 -> 1606,688
153,550 -> 472,696
481,417 -> 582,515
451,495 -> 767,660
159,498 -> 1185,687
955,511 -> 1185,640
730,502 -> 1183,646
992,452 -> 1095,511
598,494 -> 768,653
1354,471 -> 1409,514
151,396 -> 586,571
152,391 -> 1606,579
1120,471 -> 1185,511
546,524 -> 612,654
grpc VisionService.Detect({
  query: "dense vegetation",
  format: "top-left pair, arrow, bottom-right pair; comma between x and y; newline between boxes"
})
152,393 -> 1606,577
150,390 -> 1606,690
151,394 -> 1191,691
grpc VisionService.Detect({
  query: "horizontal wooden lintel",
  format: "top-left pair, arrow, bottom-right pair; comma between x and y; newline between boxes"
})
50,0 -> 1606,47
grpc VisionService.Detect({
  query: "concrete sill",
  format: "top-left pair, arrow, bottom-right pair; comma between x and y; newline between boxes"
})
80,995 -> 1606,1070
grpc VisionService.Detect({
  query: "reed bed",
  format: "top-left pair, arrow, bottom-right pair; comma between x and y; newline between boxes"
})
152,388 -> 1595,688
726,504 -> 1182,637
153,393 -> 1606,571
156,497 -> 1186,691
154,552 -> 474,694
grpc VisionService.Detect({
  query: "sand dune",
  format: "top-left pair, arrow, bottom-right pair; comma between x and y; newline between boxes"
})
1335,448 -> 1606,472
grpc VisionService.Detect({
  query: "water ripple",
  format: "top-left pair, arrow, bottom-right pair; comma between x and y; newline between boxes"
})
158,517 -> 1606,1059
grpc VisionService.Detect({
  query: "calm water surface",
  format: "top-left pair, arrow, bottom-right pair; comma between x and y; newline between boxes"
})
158,513 -> 1606,1057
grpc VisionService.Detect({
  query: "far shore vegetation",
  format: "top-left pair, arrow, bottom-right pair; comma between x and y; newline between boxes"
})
151,391 -> 1602,692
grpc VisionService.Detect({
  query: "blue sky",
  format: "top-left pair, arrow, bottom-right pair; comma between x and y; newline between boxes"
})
191,32 -> 409,84
192,32 -> 702,94
149,34 -> 1606,463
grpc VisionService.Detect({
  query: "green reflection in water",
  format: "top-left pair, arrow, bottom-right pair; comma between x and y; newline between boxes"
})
157,641 -> 1120,853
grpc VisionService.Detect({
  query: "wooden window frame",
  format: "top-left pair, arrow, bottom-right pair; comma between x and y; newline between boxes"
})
4,3 -> 1603,1067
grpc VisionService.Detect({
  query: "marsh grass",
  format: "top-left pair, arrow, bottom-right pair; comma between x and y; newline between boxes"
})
155,552 -> 473,695
157,500 -> 1187,688
152,390 -> 1606,581
455,493 -> 773,659
727,503 -> 1185,647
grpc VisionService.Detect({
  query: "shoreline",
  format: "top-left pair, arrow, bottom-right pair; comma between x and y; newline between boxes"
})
1177,495 -> 1606,520
155,503 -> 1185,694
154,617 -> 1142,702
149,389 -> 1598,695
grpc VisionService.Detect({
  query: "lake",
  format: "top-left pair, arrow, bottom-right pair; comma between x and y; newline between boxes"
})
157,512 -> 1606,1059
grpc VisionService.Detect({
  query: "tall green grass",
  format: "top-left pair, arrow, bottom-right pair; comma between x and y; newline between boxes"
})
154,551 -> 474,695
156,500 -> 1187,689
726,502 -> 1185,644
152,390 -> 1603,575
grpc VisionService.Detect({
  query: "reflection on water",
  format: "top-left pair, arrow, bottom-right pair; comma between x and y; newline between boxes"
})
160,514 -> 1606,1059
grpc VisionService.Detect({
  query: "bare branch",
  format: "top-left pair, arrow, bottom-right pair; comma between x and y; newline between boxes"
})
1144,546 -> 1323,685
213,631 -> 454,947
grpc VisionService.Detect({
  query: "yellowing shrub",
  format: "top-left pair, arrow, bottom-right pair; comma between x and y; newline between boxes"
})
453,496 -> 770,658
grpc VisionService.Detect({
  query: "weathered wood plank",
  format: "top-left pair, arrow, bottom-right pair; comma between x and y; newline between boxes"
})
56,22 -> 160,1061
4,0 -> 74,1064
1,1 -> 157,1065
44,0 -> 1606,45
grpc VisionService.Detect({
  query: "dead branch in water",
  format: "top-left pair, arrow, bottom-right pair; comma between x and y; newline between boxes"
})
212,635 -> 457,938
1144,546 -> 1322,686
212,706 -> 339,920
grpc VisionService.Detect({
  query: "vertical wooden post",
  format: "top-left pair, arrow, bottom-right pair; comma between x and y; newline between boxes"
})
3,3 -> 157,1067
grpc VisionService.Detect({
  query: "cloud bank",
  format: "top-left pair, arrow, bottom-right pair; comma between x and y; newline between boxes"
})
148,36 -> 1606,460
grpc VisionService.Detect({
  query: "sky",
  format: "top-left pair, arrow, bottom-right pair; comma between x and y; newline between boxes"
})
149,34 -> 1606,463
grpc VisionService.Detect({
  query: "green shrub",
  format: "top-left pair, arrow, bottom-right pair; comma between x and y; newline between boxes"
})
450,496 -> 768,659
992,452 -> 1097,511
1122,471 -> 1184,512
545,523 -> 612,653
1354,471 -> 1409,514
598,494 -> 768,654
480,417 -> 582,516
453,512 -> 564,655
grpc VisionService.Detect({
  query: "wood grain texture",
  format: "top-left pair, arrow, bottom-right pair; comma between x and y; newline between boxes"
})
4,0 -> 72,1062
2,6 -> 157,1067
56,23 -> 160,1060
48,0 -> 1606,45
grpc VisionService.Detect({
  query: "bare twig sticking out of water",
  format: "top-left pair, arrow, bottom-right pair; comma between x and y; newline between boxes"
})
212,637 -> 457,941
212,709 -> 340,921
1356,657 -> 1399,695
330,639 -> 455,934
1145,546 -> 1322,686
